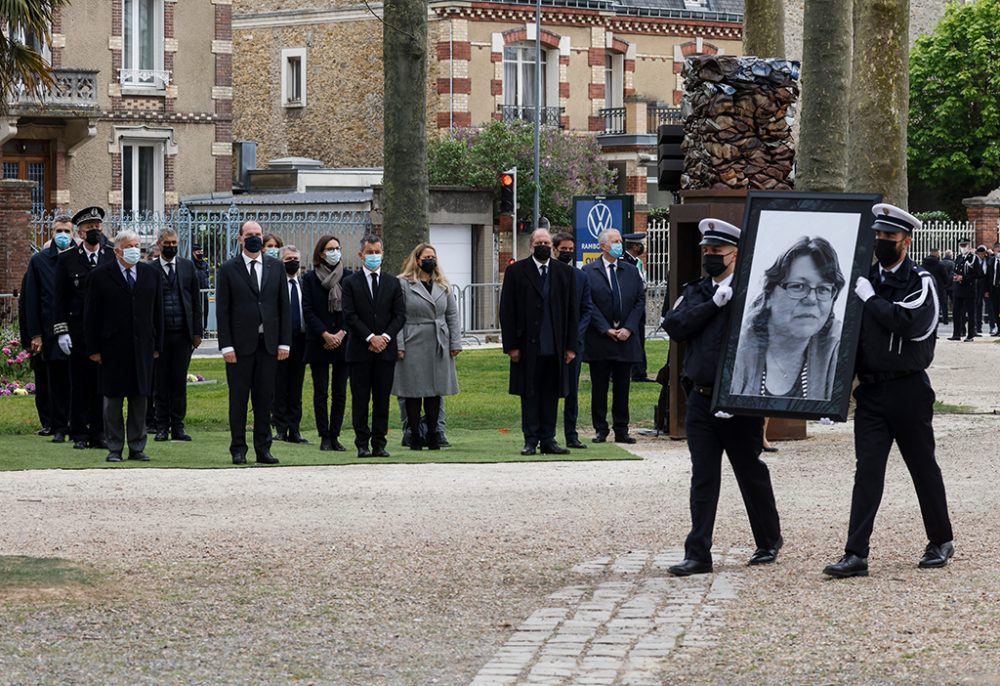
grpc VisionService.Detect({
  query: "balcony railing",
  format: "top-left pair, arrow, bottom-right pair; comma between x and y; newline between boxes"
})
498,104 -> 565,128
599,107 -> 626,134
648,105 -> 684,131
10,69 -> 98,109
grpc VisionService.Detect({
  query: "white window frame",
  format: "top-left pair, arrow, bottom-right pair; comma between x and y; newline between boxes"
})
120,0 -> 168,90
281,48 -> 307,108
503,43 -> 559,110
121,138 -> 165,217
605,53 -> 624,108
13,23 -> 51,65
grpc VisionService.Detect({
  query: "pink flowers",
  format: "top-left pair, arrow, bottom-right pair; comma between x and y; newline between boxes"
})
0,335 -> 33,390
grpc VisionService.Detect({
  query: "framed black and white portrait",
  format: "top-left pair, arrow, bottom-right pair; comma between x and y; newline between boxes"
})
712,191 -> 880,421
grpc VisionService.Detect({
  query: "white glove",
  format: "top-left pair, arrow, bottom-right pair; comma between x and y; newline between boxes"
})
854,277 -> 875,302
714,410 -> 733,419
57,334 -> 73,356
818,417 -> 835,426
712,285 -> 733,308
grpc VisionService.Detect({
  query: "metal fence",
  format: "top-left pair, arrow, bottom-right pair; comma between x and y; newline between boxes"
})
645,218 -> 670,286
909,220 -> 977,262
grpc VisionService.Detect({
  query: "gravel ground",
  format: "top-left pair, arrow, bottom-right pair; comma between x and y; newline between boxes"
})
1,337 -> 999,685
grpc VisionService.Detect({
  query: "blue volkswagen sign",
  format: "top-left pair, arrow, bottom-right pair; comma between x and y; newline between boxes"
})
573,195 -> 634,265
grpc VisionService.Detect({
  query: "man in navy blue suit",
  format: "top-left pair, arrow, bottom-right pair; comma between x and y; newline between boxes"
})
582,228 -> 645,444
553,232 -> 592,449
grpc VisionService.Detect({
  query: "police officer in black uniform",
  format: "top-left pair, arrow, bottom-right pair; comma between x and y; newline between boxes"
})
662,219 -> 783,576
53,206 -> 116,450
948,239 -> 981,341
823,203 -> 955,578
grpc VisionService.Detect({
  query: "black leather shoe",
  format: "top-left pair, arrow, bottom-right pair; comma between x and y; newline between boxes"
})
320,437 -> 334,451
946,337 -> 961,341
566,438 -> 588,449
592,433 -> 608,443
274,431 -> 288,442
289,434 -> 310,444
372,448 -> 390,457
73,440 -> 89,450
614,434 -> 637,444
51,433 -> 66,444
357,447 -> 372,458
748,537 -> 784,566
38,427 -> 54,437
89,438 -> 106,450
106,453 -> 123,463
128,452 -> 150,462
963,337 -> 975,342
154,430 -> 169,442
330,438 -> 345,451
231,452 -> 247,465
171,429 -> 193,442
540,442 -> 570,455
256,452 -> 279,465
668,559 -> 713,576
823,553 -> 869,578
520,444 -> 537,456
918,541 -> 955,568
437,434 -> 450,447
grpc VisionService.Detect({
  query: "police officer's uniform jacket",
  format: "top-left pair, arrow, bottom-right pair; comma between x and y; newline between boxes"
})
662,273 -> 732,389
53,243 -> 116,341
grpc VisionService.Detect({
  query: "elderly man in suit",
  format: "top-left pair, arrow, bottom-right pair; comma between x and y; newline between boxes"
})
583,228 -> 646,444
152,228 -> 203,442
84,230 -> 163,462
499,228 -> 578,455
342,234 -> 407,458
216,220 -> 292,465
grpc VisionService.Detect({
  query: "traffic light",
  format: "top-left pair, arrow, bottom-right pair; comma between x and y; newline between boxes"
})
499,169 -> 516,214
657,124 -> 684,191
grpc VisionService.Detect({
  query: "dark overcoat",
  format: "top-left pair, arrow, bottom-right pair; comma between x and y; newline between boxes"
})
301,268 -> 352,364
341,269 -> 407,363
23,243 -> 69,361
582,258 -> 645,363
499,257 -> 578,397
84,260 -> 164,397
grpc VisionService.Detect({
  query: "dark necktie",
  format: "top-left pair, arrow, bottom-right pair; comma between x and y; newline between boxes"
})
126,268 -> 135,290
90,253 -> 97,268
540,264 -> 549,297
609,263 -> 622,324
370,272 -> 379,301
249,259 -> 259,294
166,262 -> 175,286
290,279 -> 302,332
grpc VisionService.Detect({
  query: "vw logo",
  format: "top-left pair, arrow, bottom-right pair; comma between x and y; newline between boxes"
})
587,203 -> 614,239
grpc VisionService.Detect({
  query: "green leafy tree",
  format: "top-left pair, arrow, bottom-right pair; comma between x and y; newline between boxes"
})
909,0 -> 1000,215
1,1 -> 71,116
428,121 -> 617,227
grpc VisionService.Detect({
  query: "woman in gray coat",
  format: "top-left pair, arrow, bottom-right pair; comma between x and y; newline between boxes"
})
392,243 -> 462,449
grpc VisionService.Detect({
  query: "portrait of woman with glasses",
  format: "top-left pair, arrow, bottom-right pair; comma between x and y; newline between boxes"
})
731,235 -> 846,400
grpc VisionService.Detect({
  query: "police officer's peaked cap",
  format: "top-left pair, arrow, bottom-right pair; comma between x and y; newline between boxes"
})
622,232 -> 647,242
698,218 -> 740,247
72,206 -> 105,227
871,203 -> 920,234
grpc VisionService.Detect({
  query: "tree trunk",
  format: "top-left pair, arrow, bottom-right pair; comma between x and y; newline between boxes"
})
847,0 -> 909,206
382,0 -> 429,273
743,0 -> 785,58
796,0 -> 852,192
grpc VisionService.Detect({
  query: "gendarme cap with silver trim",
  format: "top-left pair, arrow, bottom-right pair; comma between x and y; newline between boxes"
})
72,206 -> 105,227
698,218 -> 740,247
871,203 -> 920,234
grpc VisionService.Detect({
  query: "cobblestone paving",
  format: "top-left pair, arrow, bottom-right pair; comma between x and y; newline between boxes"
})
470,547 -> 751,686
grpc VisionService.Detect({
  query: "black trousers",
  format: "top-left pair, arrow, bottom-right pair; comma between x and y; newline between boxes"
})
562,356 -> 583,442
520,354 -> 560,446
154,330 -> 193,432
632,312 -> 648,380
975,286 -> 985,332
683,391 -> 781,563
311,359 -> 349,440
939,289 -> 950,323
68,337 -> 103,442
403,396 -> 441,447
952,296 -> 975,338
349,359 -> 395,450
273,333 -> 307,437
32,356 -> 51,430
225,338 -> 278,456
40,357 -> 70,434
589,359 -> 632,438
846,372 -> 953,558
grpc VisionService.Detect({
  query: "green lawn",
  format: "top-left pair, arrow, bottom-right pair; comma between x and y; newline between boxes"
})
0,342 -> 669,470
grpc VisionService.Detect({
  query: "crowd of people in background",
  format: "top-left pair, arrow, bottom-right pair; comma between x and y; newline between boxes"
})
921,239 -> 1000,339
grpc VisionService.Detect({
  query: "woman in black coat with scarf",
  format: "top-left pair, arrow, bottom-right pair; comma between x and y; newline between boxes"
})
302,235 -> 352,451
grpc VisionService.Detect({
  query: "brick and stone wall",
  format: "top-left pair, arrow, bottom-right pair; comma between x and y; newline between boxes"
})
0,180 -> 36,297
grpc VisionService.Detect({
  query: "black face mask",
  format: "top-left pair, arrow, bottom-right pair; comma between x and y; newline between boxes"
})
243,235 -> 263,253
419,258 -> 437,274
284,260 -> 300,275
84,229 -> 102,246
703,253 -> 728,277
161,245 -> 178,260
533,245 -> 552,262
556,251 -> 574,264
874,238 -> 902,268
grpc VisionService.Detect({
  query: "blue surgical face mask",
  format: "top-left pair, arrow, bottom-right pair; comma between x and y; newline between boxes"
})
54,233 -> 73,250
265,247 -> 280,260
324,249 -> 342,266
122,247 -> 141,265
609,242 -> 624,259
364,253 -> 383,271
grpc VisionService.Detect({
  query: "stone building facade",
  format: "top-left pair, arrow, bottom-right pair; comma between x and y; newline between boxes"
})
0,0 -> 231,215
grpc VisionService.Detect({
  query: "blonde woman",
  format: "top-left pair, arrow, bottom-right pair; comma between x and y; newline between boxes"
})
391,243 -> 462,450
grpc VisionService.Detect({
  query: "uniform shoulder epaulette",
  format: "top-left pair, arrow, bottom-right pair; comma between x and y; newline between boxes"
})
681,278 -> 701,289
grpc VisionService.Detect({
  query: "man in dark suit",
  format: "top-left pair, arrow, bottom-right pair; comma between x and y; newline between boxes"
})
151,228 -> 203,442
216,220 -> 292,465
273,245 -> 309,444
583,228 -> 645,444
192,242 -> 211,330
53,206 -> 116,450
342,235 -> 406,457
553,232 -> 592,450
84,230 -> 163,462
23,215 -> 77,442
948,240 -> 981,341
500,228 -> 578,455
